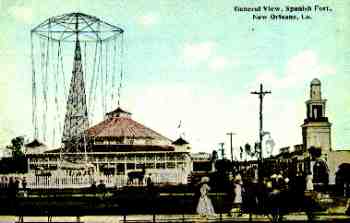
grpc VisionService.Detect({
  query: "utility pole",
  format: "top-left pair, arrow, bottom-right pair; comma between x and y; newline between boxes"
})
219,142 -> 225,159
226,132 -> 236,162
251,84 -> 271,161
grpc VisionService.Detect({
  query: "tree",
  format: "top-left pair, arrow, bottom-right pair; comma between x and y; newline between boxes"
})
244,143 -> 251,155
7,136 -> 25,159
0,136 -> 27,174
211,150 -> 218,162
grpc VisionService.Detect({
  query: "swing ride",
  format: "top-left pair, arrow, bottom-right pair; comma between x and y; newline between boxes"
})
27,13 -> 192,185
31,12 -> 124,147
31,12 -> 124,164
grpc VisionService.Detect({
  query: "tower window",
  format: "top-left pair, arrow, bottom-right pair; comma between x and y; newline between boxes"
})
312,105 -> 323,120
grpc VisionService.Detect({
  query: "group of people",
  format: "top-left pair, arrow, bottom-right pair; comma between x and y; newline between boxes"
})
195,170 -> 310,218
90,180 -> 107,194
89,174 -> 154,194
194,174 -> 247,218
0,176 -> 27,191
0,176 -> 27,200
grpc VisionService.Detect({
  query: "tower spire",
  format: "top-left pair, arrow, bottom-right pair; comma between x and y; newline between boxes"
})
62,14 -> 89,144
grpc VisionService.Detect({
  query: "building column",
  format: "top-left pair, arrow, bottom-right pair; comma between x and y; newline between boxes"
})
27,157 -> 31,172
96,158 -> 100,175
124,156 -> 127,175
114,157 -> 117,175
134,154 -> 136,170
154,153 -> 157,168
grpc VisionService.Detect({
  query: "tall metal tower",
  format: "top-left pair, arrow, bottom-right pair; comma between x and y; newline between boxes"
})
62,19 -> 89,144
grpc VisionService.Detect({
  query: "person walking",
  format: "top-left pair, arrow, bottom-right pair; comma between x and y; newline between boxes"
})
21,177 -> 28,197
232,175 -> 243,216
21,177 -> 27,190
146,174 -> 153,188
306,174 -> 314,192
97,180 -> 106,197
196,177 -> 215,218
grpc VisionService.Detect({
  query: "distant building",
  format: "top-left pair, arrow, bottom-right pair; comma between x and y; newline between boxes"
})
277,78 -> 350,185
301,78 -> 350,185
326,149 -> 350,184
191,152 -> 214,172
277,144 -> 305,158
0,147 -> 12,159
24,139 -> 48,154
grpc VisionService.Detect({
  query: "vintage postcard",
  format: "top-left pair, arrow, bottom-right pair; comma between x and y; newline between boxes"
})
0,0 -> 349,222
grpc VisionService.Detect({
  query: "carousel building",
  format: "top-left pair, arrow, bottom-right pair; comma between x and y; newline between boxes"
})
84,107 -> 192,180
26,107 -> 192,185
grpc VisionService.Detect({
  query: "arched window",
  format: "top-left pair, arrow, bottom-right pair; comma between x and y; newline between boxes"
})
313,160 -> 329,185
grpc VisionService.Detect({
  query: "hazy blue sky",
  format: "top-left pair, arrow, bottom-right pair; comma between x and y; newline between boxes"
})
0,0 -> 349,156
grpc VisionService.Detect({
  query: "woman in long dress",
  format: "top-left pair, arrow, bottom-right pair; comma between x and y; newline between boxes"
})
196,177 -> 215,217
306,174 -> 314,191
233,179 -> 243,215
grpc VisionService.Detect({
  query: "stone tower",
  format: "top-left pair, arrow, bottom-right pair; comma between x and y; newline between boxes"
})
301,78 -> 332,152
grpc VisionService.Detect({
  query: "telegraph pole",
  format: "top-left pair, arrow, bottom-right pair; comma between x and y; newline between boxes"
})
251,84 -> 271,161
226,132 -> 236,162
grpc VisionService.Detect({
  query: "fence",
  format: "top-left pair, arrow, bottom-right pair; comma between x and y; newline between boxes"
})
27,174 -> 128,189
0,174 -> 127,189
147,169 -> 188,185
0,169 -> 189,189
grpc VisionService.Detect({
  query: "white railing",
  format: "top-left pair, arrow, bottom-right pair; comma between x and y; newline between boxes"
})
0,169 -> 189,189
147,169 -> 188,185
25,174 -> 128,189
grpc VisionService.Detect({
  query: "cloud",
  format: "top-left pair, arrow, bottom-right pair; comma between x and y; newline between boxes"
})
182,41 -> 216,66
182,42 -> 239,73
209,56 -> 228,72
249,50 -> 336,90
248,69 -> 280,90
9,5 -> 33,24
283,50 -> 335,86
138,14 -> 158,27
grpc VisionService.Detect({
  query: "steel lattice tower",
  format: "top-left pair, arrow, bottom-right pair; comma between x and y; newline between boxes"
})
62,34 -> 89,145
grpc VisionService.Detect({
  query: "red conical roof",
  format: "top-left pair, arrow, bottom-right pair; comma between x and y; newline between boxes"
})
86,107 -> 171,144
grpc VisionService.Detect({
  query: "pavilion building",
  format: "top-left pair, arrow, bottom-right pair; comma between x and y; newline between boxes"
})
26,107 -> 192,186
85,107 -> 192,180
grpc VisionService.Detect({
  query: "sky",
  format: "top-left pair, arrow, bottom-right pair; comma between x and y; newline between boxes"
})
0,0 -> 350,156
